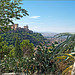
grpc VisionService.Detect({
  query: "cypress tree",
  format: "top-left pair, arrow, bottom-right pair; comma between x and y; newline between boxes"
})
15,36 -> 23,58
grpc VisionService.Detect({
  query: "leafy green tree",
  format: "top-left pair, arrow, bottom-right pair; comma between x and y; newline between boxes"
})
0,36 -> 10,59
9,47 -> 15,57
20,40 -> 34,57
0,30 -> 45,46
0,0 -> 29,32
34,44 -> 56,75
14,36 -> 23,58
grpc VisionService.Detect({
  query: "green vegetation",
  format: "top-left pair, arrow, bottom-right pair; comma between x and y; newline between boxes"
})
20,40 -> 34,57
1,32 -> 75,75
53,33 -> 75,75
0,0 -> 29,32
14,36 -> 23,58
0,29 -> 46,46
34,44 -> 56,74
0,44 -> 56,75
0,0 -> 75,75
0,36 -> 13,60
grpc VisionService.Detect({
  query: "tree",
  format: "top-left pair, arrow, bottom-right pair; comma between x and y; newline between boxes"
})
0,0 -> 29,32
14,36 -> 23,58
34,44 -> 56,75
9,47 -> 15,57
0,36 -> 10,59
20,40 -> 34,57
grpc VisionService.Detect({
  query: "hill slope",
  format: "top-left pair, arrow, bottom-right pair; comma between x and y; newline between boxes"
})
0,29 -> 46,46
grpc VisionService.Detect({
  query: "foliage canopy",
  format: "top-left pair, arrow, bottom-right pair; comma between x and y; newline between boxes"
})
0,0 -> 29,32
20,40 -> 34,57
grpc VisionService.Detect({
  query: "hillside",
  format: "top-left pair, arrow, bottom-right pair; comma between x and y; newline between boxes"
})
0,29 -> 46,46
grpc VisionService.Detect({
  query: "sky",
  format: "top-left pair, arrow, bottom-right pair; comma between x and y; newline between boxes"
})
14,1 -> 75,33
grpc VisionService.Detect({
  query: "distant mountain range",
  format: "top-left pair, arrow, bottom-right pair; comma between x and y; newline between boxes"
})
40,32 -> 58,38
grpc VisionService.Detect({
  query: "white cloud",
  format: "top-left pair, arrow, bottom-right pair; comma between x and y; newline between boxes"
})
29,16 -> 40,19
29,26 -> 40,31
33,26 -> 39,30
